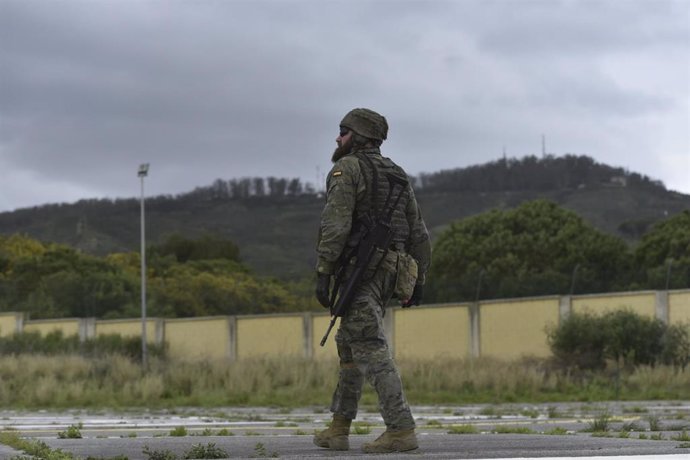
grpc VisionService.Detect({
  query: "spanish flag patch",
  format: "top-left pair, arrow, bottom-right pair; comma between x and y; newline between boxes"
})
332,171 -> 342,177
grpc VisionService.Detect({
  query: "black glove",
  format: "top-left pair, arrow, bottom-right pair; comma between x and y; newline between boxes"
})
402,284 -> 423,308
315,273 -> 332,308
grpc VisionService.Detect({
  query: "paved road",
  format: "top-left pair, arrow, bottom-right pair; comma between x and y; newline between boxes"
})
1,402 -> 689,459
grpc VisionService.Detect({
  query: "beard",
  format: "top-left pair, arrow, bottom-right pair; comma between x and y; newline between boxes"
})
331,136 -> 354,163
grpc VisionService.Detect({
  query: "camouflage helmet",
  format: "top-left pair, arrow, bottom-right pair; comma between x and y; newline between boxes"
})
340,108 -> 388,141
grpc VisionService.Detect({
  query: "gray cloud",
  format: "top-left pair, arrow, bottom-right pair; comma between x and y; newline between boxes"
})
0,0 -> 688,212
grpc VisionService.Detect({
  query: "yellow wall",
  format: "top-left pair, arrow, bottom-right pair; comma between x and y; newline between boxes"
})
10,290 -> 683,361
0,312 -> 21,337
572,292 -> 656,317
24,319 -> 80,337
669,291 -> 690,326
95,319 -> 158,342
480,298 -> 559,359
394,305 -> 470,360
312,314 -> 338,360
236,315 -> 304,359
165,317 -> 231,361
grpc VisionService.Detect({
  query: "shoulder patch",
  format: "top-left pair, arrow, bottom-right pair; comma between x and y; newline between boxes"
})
332,171 -> 342,177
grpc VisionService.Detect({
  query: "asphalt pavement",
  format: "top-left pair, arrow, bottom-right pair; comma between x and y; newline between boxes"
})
1,402 -> 689,459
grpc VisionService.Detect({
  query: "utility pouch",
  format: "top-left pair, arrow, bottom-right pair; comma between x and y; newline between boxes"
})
394,252 -> 418,300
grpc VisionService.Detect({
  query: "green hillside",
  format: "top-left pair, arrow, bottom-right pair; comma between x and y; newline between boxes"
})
1,155 -> 688,280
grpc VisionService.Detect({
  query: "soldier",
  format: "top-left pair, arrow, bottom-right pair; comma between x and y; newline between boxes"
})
313,108 -> 432,453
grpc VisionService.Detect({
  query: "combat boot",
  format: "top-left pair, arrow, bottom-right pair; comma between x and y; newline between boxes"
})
362,428 -> 418,453
313,414 -> 351,450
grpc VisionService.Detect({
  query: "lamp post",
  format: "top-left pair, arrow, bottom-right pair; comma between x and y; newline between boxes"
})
138,163 -> 149,369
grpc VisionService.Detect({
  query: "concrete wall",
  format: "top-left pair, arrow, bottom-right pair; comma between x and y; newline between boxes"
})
480,297 -> 560,359
23,318 -> 83,338
8,288 -> 689,361
236,314 -> 304,359
669,291 -> 690,326
394,304 -> 471,360
0,312 -> 23,337
165,316 -> 234,361
95,318 -> 162,343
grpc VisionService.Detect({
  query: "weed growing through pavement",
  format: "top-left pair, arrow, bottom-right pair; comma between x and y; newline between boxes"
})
620,422 -> 642,432
143,445 -> 177,460
646,415 -> 662,431
448,424 -> 479,434
58,423 -> 83,439
520,409 -> 539,419
183,443 -> 228,459
215,428 -> 234,436
584,412 -> 612,433
274,421 -> 297,427
2,430 -> 76,459
169,426 -> 187,437
252,442 -> 278,458
671,431 -> 690,442
143,443 -> 230,460
352,422 -> 371,435
491,425 -> 536,434
547,406 -> 561,418
545,427 -> 569,435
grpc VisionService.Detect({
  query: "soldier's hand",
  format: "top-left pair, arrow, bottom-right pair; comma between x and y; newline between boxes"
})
401,284 -> 423,308
315,273 -> 332,308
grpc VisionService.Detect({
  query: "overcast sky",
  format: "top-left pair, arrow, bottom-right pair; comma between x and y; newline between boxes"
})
1,0 -> 688,212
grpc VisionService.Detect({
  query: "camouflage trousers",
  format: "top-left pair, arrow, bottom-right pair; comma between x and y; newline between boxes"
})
330,250 -> 415,431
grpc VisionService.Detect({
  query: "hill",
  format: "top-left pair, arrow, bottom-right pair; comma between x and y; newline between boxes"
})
1,155 -> 688,280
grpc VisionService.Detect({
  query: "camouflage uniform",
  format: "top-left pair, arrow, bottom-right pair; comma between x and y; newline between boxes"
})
316,141 -> 431,432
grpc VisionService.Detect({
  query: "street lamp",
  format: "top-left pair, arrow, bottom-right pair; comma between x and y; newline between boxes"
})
138,163 -> 149,369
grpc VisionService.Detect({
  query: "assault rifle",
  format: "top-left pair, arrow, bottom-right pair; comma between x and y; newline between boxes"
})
319,173 -> 409,346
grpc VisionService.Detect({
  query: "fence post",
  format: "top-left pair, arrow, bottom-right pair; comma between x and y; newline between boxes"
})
227,316 -> 237,362
79,318 -> 96,342
470,302 -> 481,358
16,312 -> 24,334
303,313 -> 313,360
655,291 -> 669,324
559,295 -> 572,325
154,319 -> 165,346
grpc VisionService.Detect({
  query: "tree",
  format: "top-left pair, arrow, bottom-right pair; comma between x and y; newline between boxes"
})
287,178 -> 303,196
149,234 -> 241,264
428,200 -> 631,301
253,177 -> 266,197
633,210 -> 690,290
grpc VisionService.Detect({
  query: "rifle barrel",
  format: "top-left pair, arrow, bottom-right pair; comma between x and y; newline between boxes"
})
320,317 -> 337,346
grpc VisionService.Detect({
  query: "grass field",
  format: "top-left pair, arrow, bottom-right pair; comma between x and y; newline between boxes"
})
1,354 -> 688,409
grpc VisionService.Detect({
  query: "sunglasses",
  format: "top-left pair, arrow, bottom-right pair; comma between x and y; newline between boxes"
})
339,127 -> 350,137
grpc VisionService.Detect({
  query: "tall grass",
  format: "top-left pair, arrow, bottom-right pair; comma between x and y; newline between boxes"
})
1,354 -> 688,408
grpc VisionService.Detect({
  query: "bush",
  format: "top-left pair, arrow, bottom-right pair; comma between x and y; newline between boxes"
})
0,330 -> 165,360
548,310 -> 689,370
547,312 -> 608,369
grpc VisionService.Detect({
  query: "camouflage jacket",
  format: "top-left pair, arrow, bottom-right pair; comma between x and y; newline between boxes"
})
316,147 -> 431,284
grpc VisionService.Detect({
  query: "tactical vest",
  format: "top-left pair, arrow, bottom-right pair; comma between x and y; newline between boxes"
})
350,150 -> 411,249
